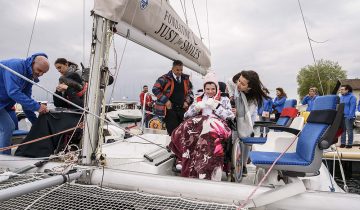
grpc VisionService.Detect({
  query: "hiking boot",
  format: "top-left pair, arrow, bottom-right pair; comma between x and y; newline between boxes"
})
340,144 -> 345,148
345,145 -> 352,149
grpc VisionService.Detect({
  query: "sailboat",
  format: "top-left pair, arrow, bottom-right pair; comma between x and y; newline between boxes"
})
1,0 -> 360,209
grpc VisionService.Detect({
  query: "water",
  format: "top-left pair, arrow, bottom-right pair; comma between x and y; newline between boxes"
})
335,175 -> 360,194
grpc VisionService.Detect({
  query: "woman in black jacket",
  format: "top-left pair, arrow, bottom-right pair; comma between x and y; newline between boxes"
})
54,72 -> 85,108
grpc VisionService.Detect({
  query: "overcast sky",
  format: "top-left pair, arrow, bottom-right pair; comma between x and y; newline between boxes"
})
1,0 -> 359,102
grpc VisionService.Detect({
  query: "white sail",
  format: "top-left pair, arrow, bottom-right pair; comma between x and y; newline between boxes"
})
93,0 -> 211,75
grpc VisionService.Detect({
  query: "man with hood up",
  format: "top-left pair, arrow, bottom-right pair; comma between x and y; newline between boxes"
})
0,53 -> 49,154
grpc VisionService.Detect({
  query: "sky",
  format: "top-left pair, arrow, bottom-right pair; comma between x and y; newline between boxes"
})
0,0 -> 359,102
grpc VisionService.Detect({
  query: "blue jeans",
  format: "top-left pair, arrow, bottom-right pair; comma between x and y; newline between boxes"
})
0,109 -> 15,155
341,118 -> 354,146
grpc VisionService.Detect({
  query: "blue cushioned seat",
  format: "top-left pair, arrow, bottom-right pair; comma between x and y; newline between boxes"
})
283,99 -> 297,108
241,137 -> 267,144
249,95 -> 339,173
251,123 -> 328,166
12,130 -> 29,136
276,117 -> 289,126
250,152 -> 309,166
275,99 -> 297,126
241,99 -> 297,145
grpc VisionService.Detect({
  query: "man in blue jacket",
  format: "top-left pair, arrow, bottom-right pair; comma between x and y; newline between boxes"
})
0,53 -> 49,154
301,87 -> 318,111
257,88 -> 273,137
339,84 -> 357,148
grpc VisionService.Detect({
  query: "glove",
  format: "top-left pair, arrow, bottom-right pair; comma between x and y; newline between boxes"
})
194,101 -> 206,112
205,98 -> 220,110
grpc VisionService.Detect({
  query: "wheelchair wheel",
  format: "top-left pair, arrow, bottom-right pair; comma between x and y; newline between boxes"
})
231,140 -> 243,182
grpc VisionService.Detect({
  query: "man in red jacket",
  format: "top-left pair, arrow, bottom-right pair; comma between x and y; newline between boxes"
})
139,85 -> 153,111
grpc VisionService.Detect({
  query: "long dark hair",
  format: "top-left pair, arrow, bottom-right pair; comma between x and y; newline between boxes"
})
235,70 -> 270,105
54,58 -> 78,68
276,87 -> 287,98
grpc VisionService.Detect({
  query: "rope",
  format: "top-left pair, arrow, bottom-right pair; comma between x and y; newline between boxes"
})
334,146 -> 349,192
191,0 -> 203,40
0,125 -> 82,152
52,148 -> 81,173
237,132 -> 301,209
323,159 -> 335,192
26,0 -> 41,57
297,0 -> 324,95
60,112 -> 85,154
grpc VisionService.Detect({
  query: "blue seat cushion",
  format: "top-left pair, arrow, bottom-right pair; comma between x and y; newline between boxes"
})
284,99 -> 297,108
12,130 -> 29,136
241,137 -> 267,144
276,117 -> 289,126
250,151 -> 310,166
313,95 -> 337,110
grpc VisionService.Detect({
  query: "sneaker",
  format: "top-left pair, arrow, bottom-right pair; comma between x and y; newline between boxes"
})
176,164 -> 182,171
345,145 -> 352,149
242,166 -> 248,177
340,144 -> 345,148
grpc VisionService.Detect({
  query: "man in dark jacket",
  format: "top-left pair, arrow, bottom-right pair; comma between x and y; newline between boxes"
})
0,53 -> 49,154
152,60 -> 193,135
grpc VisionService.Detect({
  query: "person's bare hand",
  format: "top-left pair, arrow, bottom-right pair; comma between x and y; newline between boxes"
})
231,108 -> 236,115
165,101 -> 172,109
56,83 -> 68,92
183,102 -> 189,109
38,104 -> 48,114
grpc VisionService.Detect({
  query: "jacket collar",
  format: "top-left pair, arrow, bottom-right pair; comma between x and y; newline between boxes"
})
166,70 -> 188,80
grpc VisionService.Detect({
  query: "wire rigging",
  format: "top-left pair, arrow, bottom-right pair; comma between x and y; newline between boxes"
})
26,0 -> 41,57
297,0 -> 324,95
179,0 -> 189,25
107,5 -> 139,105
205,0 -> 211,52
82,0 -> 86,64
191,0 -> 203,40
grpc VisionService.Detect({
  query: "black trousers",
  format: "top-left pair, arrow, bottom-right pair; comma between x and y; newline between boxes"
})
164,107 -> 185,136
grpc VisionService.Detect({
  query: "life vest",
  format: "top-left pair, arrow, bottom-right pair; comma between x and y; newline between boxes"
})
76,82 -> 88,97
154,75 -> 191,117
163,77 -> 190,99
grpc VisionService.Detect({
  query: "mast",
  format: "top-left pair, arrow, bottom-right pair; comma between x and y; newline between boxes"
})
82,14 -> 114,165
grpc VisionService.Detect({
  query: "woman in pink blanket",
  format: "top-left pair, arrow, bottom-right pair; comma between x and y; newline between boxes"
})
169,72 -> 235,181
